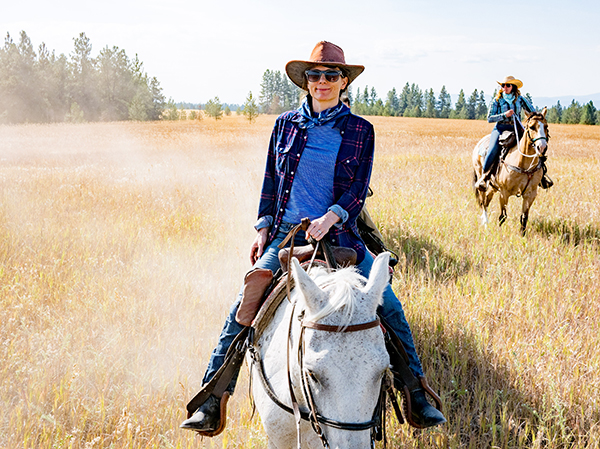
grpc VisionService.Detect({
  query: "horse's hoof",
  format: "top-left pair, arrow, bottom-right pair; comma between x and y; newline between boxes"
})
180,394 -> 221,432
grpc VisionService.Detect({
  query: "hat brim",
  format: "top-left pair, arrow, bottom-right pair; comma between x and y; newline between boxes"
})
286,60 -> 364,91
497,79 -> 523,89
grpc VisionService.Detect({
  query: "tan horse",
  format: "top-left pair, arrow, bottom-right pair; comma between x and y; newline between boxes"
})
472,108 -> 549,235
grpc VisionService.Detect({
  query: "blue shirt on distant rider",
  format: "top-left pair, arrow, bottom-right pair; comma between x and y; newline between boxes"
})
488,95 -> 535,125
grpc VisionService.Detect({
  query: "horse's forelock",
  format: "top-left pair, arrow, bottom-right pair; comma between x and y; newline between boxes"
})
301,266 -> 366,326
527,113 -> 550,139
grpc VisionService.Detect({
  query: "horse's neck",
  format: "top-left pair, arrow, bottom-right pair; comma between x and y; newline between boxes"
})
506,126 -> 537,168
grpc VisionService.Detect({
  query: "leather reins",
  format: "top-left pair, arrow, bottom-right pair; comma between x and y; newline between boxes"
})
502,114 -> 549,196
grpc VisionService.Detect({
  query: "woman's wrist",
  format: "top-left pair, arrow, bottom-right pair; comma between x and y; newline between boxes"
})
325,210 -> 341,227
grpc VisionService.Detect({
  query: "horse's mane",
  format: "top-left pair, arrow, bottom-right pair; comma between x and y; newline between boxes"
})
299,265 -> 370,327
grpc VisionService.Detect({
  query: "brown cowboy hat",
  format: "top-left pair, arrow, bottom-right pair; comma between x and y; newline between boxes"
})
285,41 -> 364,91
497,75 -> 523,89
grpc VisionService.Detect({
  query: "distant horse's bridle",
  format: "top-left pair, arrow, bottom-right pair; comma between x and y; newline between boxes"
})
517,114 -> 549,161
503,114 -> 550,193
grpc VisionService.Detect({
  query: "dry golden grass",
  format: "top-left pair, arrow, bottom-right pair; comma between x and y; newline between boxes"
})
1,115 -> 599,448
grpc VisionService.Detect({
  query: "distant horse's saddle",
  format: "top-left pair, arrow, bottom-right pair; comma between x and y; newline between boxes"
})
499,130 -> 517,155
478,131 -> 517,159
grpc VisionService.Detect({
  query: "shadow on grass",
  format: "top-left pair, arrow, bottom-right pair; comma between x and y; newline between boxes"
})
386,233 -> 472,282
412,322 -> 590,449
530,217 -> 600,247
375,230 -> 594,447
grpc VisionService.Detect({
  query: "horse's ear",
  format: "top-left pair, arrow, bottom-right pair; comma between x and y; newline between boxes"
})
291,257 -> 325,311
363,252 -> 390,309
541,106 -> 547,118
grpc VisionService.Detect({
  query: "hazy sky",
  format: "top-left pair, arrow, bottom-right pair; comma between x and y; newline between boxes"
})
3,0 -> 599,104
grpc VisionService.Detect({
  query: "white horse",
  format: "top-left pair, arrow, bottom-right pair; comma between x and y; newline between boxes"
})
248,253 -> 391,449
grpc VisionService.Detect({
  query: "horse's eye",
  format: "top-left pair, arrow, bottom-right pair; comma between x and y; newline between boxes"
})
305,370 -> 319,384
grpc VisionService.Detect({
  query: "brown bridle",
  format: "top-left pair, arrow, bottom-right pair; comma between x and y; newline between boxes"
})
247,220 -> 385,448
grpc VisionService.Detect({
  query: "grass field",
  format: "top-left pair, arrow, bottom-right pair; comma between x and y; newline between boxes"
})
1,115 -> 598,448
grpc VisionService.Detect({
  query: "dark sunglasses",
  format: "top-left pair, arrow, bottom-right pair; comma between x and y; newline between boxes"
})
305,69 -> 343,83
501,83 -> 514,88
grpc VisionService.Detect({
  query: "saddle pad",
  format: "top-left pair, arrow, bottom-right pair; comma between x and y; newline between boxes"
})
252,260 -> 328,341
476,134 -> 491,158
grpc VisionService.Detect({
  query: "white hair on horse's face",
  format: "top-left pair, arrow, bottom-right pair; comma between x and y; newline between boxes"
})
294,264 -> 366,327
292,253 -> 390,328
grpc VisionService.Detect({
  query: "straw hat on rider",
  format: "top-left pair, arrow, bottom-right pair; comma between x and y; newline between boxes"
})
286,41 -> 364,91
497,75 -> 523,89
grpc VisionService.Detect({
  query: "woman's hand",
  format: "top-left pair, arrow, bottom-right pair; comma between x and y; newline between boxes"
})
505,110 -> 515,118
307,211 -> 340,241
250,227 -> 269,265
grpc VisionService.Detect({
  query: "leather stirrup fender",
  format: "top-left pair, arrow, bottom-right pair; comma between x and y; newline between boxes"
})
185,327 -> 249,418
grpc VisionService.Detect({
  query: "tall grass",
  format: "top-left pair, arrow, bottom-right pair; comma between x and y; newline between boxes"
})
0,116 -> 598,448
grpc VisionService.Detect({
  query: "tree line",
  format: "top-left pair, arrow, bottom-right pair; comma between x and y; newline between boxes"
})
0,31 -> 165,124
257,69 -> 600,125
545,100 -> 600,125
3,32 -> 598,127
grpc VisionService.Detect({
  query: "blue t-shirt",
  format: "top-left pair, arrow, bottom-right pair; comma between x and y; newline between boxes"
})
282,120 -> 342,224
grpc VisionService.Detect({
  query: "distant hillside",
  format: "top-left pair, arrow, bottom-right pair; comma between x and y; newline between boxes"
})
533,93 -> 600,108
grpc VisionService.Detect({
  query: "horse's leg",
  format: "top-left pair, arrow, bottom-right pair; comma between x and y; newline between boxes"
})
474,168 -> 495,227
480,189 -> 496,226
520,186 -> 539,235
498,191 -> 509,227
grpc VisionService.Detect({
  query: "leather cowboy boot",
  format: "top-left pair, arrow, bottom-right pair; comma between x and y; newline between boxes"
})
475,172 -> 490,192
540,174 -> 553,189
381,316 -> 446,428
405,378 -> 447,428
180,394 -> 223,433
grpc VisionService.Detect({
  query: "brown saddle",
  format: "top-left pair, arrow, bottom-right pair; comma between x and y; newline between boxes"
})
236,244 -> 357,327
278,244 -> 357,272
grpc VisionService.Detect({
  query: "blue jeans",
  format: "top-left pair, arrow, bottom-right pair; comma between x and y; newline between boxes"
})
201,225 -> 424,392
482,123 -> 513,173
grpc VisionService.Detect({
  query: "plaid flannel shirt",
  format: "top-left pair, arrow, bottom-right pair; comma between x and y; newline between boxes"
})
257,109 -> 375,262
488,95 -> 535,125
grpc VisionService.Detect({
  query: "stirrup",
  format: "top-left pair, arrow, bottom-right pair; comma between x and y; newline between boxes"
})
193,392 -> 230,437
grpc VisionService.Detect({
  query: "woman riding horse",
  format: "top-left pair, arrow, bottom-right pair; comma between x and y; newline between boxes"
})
180,41 -> 445,434
475,76 -> 538,191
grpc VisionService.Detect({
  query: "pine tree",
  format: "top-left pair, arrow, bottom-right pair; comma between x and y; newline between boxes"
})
164,98 -> 179,120
453,89 -> 467,119
399,83 -> 410,116
580,101 -> 596,125
243,91 -> 259,123
436,85 -> 451,119
562,100 -> 581,124
384,88 -> 400,116
259,69 -> 275,114
547,100 -> 562,123
407,84 -> 423,117
424,88 -> 436,118
466,89 -> 478,120
205,96 -> 223,120
476,91 -> 488,120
